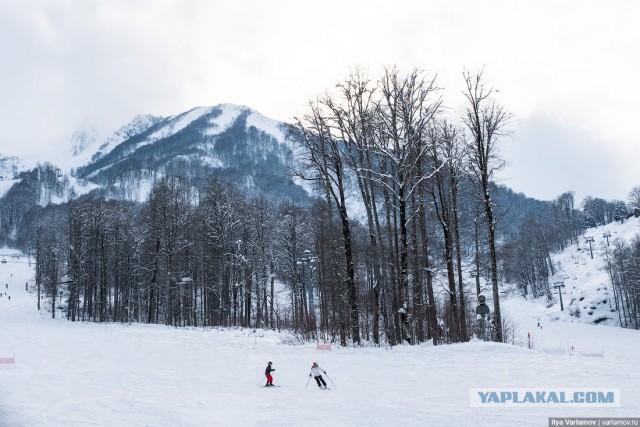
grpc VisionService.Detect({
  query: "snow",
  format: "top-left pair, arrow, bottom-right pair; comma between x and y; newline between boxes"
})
46,175 -> 101,205
291,175 -> 316,198
0,157 -> 26,198
205,104 -> 245,136
554,216 -> 639,326
40,127 -> 104,173
75,107 -> 214,172
67,176 -> 101,197
150,107 -> 214,142
245,110 -> 286,142
199,154 -> 224,169
0,218 -> 638,426
0,155 -> 25,181
0,178 -> 20,198
107,174 -> 157,204
512,216 -> 640,328
1,104 -> 298,207
1,249 -> 639,426
90,115 -> 160,165
68,128 -> 101,167
203,104 -> 287,141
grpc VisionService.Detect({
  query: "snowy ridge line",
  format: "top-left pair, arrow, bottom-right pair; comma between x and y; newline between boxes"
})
90,114 -> 162,164
150,106 -> 214,142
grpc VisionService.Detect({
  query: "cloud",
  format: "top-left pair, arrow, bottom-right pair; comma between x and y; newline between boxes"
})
0,0 -> 638,203
500,113 -> 637,204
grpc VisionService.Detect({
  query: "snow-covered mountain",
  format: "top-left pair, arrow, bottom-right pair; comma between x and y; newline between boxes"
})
0,104 -> 312,244
2,104 -> 309,204
72,103 -> 306,202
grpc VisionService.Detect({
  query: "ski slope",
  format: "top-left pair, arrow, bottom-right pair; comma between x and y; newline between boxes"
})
1,250 -> 639,426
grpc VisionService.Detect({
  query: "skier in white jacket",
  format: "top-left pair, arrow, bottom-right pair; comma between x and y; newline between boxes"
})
309,362 -> 328,389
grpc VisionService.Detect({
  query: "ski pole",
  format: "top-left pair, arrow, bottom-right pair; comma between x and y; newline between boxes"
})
305,375 -> 311,389
324,373 -> 336,388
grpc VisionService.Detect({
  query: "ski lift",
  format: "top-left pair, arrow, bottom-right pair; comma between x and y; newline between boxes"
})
56,169 -> 63,178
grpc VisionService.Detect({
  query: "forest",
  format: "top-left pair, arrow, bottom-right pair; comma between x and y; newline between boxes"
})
9,68 -> 640,345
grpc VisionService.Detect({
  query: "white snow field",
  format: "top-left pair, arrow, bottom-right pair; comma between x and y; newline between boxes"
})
1,247 -> 639,426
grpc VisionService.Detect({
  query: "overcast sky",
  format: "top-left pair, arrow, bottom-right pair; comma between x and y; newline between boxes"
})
1,0 -> 638,204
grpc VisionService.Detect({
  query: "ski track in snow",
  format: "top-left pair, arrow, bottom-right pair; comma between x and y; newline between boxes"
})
205,104 -> 245,136
0,248 -> 639,426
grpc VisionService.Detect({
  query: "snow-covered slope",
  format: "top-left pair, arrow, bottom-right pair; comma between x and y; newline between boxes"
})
0,154 -> 24,180
80,103 -> 289,175
0,155 -> 26,198
1,253 -> 639,426
47,175 -> 101,205
556,217 -> 639,326
0,178 -> 20,199
89,114 -> 161,164
504,216 -> 639,329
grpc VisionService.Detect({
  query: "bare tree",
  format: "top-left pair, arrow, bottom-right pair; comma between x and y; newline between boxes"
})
461,69 -> 511,342
199,178 -> 243,326
373,67 -> 442,343
293,101 -> 361,345
428,121 -> 468,341
320,69 -> 388,344
273,203 -> 313,335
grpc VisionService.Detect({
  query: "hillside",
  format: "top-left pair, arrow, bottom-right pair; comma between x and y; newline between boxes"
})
1,104 -> 310,209
73,104 -> 307,203
0,104 -> 315,246
510,215 -> 640,329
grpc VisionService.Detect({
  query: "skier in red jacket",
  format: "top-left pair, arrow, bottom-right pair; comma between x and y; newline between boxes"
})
265,361 -> 275,387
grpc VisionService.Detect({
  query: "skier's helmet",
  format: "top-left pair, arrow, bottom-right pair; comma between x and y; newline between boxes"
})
268,361 -> 272,365
312,362 -> 318,366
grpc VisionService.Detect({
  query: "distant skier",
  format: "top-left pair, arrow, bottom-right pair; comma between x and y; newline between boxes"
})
309,362 -> 328,389
265,361 -> 275,387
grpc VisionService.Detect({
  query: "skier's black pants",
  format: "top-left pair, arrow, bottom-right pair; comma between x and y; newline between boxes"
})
314,375 -> 327,387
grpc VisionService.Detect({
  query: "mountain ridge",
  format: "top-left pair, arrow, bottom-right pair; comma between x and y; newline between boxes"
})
11,103 -> 301,205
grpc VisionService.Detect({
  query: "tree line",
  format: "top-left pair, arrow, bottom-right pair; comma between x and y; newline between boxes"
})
604,236 -> 640,329
16,68 -> 640,344
290,68 -> 510,344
